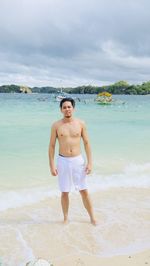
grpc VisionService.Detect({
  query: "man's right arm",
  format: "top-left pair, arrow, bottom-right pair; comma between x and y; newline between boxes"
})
48,123 -> 58,176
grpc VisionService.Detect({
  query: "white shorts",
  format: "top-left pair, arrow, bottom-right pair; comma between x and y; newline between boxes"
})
57,154 -> 87,192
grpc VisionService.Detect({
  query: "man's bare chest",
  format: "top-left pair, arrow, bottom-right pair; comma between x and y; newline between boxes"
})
57,124 -> 81,138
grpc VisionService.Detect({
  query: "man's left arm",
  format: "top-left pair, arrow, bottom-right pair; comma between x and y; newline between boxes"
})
81,121 -> 92,174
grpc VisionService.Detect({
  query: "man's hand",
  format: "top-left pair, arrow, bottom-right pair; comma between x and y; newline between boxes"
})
50,167 -> 58,176
85,164 -> 92,175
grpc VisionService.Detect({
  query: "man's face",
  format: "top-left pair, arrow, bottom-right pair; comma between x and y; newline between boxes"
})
61,101 -> 74,118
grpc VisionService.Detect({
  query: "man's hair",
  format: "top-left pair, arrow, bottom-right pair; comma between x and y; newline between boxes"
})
60,98 -> 75,108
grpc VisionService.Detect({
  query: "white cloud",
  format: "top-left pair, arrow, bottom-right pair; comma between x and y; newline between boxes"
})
0,0 -> 150,86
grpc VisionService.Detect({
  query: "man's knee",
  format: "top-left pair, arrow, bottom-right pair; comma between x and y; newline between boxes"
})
61,192 -> 69,199
79,189 -> 88,198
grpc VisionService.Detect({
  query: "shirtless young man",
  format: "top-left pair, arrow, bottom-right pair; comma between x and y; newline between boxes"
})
48,98 -> 96,225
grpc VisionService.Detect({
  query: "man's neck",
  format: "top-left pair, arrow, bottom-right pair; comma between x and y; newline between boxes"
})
63,117 -> 74,123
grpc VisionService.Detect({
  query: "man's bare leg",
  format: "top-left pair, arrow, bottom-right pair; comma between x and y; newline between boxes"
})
79,189 -> 97,225
61,192 -> 69,224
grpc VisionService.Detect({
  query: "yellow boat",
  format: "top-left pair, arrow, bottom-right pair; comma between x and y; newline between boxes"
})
95,91 -> 112,105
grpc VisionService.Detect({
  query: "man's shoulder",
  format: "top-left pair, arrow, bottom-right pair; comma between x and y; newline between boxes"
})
51,119 -> 62,129
75,118 -> 86,127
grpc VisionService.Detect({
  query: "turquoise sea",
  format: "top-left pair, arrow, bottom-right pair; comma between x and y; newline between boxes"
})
0,93 -> 150,205
0,93 -> 150,265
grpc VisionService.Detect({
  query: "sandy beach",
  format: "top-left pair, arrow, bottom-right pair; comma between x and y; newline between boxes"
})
53,249 -> 150,266
0,188 -> 150,265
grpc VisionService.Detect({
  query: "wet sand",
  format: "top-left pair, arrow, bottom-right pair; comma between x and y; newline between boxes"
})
0,188 -> 150,265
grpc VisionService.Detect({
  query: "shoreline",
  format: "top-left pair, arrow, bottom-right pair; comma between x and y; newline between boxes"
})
0,188 -> 150,265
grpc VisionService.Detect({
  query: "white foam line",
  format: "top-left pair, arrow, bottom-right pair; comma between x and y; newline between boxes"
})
0,187 -> 59,212
15,228 -> 35,266
0,161 -> 150,212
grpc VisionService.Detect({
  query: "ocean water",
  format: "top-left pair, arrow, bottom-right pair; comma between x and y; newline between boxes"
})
0,93 -> 150,265
0,93 -> 150,191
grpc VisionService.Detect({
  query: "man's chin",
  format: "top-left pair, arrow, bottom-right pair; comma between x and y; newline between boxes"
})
65,115 -> 71,118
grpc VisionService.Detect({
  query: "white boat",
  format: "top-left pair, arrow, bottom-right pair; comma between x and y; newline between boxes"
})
55,87 -> 69,101
55,88 -> 77,102
56,92 -> 70,101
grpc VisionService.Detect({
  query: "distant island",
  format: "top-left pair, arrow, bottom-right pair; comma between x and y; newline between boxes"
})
0,81 -> 150,95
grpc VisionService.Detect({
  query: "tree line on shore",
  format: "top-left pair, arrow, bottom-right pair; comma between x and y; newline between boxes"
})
0,81 -> 150,94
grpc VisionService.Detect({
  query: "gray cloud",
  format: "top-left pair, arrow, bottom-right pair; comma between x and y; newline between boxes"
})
0,0 -> 150,87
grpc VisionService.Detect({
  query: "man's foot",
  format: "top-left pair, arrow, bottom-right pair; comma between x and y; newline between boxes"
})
91,219 -> 97,226
63,218 -> 69,225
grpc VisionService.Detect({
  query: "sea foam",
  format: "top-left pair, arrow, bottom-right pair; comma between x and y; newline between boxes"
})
88,162 -> 150,191
0,187 -> 58,212
0,162 -> 150,212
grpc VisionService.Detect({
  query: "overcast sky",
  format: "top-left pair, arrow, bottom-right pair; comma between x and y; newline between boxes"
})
0,0 -> 150,87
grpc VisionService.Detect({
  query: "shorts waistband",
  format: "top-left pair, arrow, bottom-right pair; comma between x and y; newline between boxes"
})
58,154 -> 82,160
